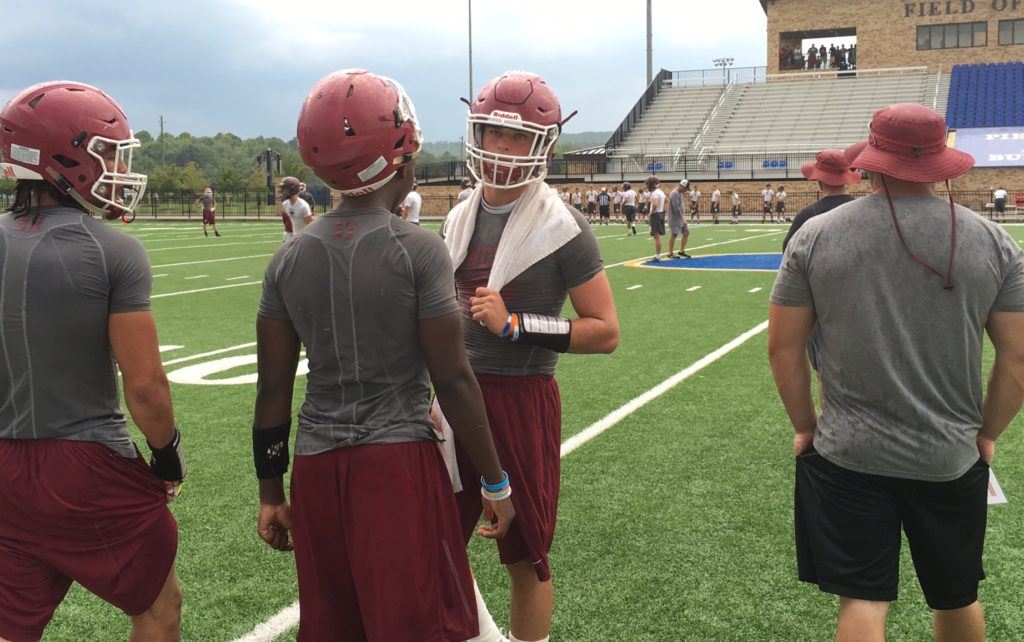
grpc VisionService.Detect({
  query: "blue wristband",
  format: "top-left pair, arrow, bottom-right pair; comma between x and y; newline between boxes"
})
480,470 -> 510,492
498,314 -> 513,338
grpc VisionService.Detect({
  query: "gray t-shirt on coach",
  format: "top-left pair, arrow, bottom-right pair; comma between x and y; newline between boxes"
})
0,206 -> 152,458
259,208 -> 458,455
668,189 -> 686,226
454,201 -> 603,376
771,195 -> 1024,481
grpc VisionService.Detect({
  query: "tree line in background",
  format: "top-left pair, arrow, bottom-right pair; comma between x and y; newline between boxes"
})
0,130 -> 612,196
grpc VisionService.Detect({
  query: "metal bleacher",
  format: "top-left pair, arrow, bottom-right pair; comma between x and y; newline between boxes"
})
606,67 -> 949,160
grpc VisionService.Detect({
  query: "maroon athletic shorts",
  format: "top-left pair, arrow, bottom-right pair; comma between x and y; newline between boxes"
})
290,441 -> 477,642
0,439 -> 177,642
202,209 -> 216,224
455,374 -> 562,581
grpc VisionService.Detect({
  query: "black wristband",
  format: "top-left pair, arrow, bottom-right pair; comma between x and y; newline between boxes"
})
253,423 -> 291,479
148,427 -> 186,482
511,312 -> 572,353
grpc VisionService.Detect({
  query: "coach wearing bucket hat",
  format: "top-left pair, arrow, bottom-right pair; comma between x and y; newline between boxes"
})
781,149 -> 861,252
769,103 -> 1024,641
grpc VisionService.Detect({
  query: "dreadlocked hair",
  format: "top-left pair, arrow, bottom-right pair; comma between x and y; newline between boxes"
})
10,180 -> 80,223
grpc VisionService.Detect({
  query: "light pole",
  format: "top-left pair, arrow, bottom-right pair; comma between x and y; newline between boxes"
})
468,0 -> 474,101
713,57 -> 734,85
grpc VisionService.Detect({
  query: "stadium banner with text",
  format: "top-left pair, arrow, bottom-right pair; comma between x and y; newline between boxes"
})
949,127 -> 1024,167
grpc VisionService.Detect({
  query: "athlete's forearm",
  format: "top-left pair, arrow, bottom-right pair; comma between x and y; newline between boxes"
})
123,375 -> 176,448
769,347 -> 816,435
567,316 -> 619,354
433,371 -> 504,485
980,355 -> 1024,441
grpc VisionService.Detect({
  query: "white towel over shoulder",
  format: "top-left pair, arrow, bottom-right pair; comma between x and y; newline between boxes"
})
443,180 -> 581,290
435,180 -> 580,493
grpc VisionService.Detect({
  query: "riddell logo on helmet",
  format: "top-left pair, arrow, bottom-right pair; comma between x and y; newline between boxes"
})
491,110 -> 522,121
1,165 -> 14,179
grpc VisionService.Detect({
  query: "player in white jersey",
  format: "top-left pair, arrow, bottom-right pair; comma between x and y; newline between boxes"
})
402,182 -> 423,224
279,176 -> 313,242
621,182 -> 638,235
761,183 -> 775,223
732,191 -> 742,223
710,184 -> 721,224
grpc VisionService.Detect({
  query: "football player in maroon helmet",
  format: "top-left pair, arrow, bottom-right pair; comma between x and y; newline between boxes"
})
447,71 -> 620,642
0,81 -> 184,642
253,69 -> 514,641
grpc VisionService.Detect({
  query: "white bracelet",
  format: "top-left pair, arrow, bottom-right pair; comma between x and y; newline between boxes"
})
481,485 -> 512,502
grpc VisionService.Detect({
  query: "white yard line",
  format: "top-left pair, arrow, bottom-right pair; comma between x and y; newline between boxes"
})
153,274 -> 167,278
604,232 -> 784,269
748,287 -> 763,293
184,275 -> 209,280
626,285 -> 643,290
161,342 -> 258,367
147,240 -> 281,252
231,320 -> 770,642
140,232 -> 283,244
150,254 -> 274,269
686,286 -> 702,292
151,281 -> 261,299
226,276 -> 252,281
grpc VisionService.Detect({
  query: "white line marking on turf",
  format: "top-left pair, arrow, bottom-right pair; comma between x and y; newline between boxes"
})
153,274 -> 167,278
184,275 -> 209,280
147,240 -> 281,252
226,276 -> 252,281
151,281 -> 261,299
627,285 -> 643,290
232,603 -> 302,642
158,345 -> 184,353
232,320 -> 770,642
561,320 -> 769,457
150,254 -> 274,269
604,232 -> 784,269
161,342 -> 258,367
748,287 -> 763,293
686,286 -> 702,292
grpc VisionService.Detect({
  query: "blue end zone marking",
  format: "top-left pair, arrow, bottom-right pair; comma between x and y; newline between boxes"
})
642,253 -> 783,271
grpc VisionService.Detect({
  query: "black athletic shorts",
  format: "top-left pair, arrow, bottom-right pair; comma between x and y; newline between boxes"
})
776,202 -> 786,214
711,202 -> 720,214
995,198 -> 1006,213
763,202 -> 773,214
649,212 -> 665,236
624,205 -> 636,222
587,203 -> 596,214
599,205 -> 610,218
795,447 -> 988,610
614,203 -> 621,213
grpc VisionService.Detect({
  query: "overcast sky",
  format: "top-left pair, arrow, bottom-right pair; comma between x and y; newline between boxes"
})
0,0 -> 767,142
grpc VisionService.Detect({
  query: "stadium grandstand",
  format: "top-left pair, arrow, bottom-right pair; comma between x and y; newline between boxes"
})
413,0 -> 1024,217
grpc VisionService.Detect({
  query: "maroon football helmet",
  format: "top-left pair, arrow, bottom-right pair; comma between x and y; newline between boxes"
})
0,81 -> 146,218
297,70 -> 421,197
466,71 -> 566,189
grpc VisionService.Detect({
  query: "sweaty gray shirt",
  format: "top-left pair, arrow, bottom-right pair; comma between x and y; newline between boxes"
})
454,201 -> 603,376
771,195 -> 1024,481
0,206 -> 152,457
259,208 -> 458,455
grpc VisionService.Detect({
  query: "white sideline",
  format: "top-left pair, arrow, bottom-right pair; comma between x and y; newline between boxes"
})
231,319 -> 770,642
151,281 -> 261,299
604,232 -> 784,269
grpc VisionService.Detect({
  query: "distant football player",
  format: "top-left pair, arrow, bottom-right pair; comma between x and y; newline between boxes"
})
646,175 -> 667,261
278,176 -> 312,242
253,69 -> 514,641
0,81 -> 185,642
194,186 -> 221,236
621,181 -> 638,235
761,183 -> 775,223
402,181 -> 423,225
445,70 -> 620,642
775,184 -> 787,222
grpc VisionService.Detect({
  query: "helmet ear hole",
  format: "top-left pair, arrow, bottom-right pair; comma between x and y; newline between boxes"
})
343,118 -> 357,137
53,154 -> 80,168
394,135 -> 406,150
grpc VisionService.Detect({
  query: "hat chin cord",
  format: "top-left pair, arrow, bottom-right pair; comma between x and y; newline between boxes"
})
881,175 -> 957,290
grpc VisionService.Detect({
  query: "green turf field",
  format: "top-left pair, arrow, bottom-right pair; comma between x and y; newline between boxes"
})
40,218 -> 1024,641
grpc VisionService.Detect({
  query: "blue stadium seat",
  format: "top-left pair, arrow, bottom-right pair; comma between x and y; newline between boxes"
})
946,62 -> 1024,128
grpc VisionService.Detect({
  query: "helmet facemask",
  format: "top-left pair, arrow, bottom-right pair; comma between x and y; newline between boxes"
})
465,115 -> 559,190
79,133 -> 147,219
